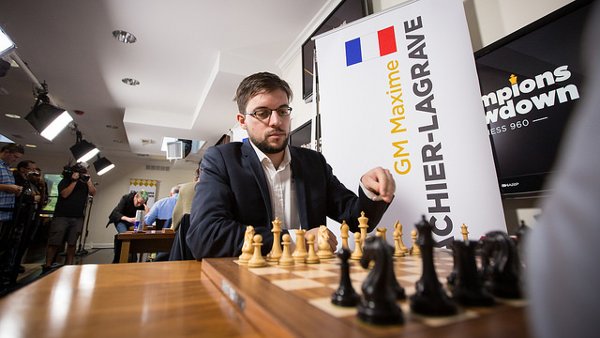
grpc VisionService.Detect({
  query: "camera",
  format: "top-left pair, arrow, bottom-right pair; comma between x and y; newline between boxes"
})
62,163 -> 89,181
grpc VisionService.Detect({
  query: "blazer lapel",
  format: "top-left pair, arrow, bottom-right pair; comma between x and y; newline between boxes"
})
290,148 -> 309,229
241,141 -> 273,222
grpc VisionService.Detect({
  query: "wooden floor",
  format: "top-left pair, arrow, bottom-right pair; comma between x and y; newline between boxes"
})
4,223 -> 116,297
12,248 -> 115,294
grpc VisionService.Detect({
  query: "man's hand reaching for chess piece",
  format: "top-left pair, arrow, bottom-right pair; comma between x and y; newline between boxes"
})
360,167 -> 395,203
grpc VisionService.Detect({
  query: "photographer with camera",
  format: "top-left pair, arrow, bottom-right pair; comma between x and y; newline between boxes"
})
8,160 -> 43,277
42,163 -> 96,272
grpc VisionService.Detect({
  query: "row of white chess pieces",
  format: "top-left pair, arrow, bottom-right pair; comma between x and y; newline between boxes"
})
238,212 -> 470,268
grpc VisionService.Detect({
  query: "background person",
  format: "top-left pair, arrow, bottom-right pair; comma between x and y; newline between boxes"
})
171,167 -> 199,231
526,3 -> 600,338
144,185 -> 179,230
108,190 -> 148,263
42,163 -> 96,272
12,160 -> 43,275
0,143 -> 24,292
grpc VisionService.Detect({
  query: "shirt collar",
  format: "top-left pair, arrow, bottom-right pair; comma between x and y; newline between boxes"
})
249,141 -> 291,169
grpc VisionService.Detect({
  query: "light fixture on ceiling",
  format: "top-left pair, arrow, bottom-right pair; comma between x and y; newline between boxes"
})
70,128 -> 99,163
0,26 -> 15,57
122,78 -> 140,86
93,155 -> 115,176
112,30 -> 137,44
25,86 -> 73,141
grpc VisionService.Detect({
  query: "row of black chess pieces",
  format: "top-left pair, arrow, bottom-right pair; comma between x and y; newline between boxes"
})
331,215 -> 525,325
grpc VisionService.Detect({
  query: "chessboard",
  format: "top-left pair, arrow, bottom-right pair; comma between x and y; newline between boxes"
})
201,249 -> 529,338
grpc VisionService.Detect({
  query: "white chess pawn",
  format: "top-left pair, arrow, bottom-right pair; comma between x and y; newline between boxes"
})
279,234 -> 294,266
351,231 -> 363,260
410,229 -> 421,256
292,229 -> 307,264
248,234 -> 267,268
305,233 -> 320,264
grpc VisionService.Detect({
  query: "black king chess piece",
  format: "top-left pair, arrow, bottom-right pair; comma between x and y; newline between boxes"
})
357,236 -> 404,325
479,231 -> 523,299
409,215 -> 458,316
331,248 -> 359,307
449,240 -> 495,306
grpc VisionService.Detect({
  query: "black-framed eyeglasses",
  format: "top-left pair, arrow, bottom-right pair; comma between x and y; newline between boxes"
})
245,106 -> 292,121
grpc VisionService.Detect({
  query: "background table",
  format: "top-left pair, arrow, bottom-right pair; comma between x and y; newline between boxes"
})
116,230 -> 175,263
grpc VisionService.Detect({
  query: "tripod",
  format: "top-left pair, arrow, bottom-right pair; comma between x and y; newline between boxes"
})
76,195 -> 93,256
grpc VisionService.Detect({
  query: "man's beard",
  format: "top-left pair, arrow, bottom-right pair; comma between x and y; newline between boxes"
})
251,134 -> 289,154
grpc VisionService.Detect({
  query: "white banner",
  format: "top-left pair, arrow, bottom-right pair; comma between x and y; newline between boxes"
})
315,0 -> 506,247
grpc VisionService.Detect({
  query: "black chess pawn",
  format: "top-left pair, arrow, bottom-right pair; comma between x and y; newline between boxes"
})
331,248 -> 359,307
479,231 -> 523,299
450,240 -> 495,306
409,215 -> 458,316
357,237 -> 404,325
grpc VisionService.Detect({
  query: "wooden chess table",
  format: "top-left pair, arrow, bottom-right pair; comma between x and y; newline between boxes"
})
201,249 -> 530,338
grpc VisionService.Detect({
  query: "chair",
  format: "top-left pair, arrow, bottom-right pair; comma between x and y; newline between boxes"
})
155,219 -> 167,230
169,214 -> 195,260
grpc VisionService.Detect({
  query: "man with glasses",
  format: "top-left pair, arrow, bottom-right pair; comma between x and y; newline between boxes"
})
186,72 -> 396,259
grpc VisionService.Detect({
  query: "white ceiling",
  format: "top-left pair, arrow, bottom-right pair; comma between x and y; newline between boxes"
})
0,0 -> 330,165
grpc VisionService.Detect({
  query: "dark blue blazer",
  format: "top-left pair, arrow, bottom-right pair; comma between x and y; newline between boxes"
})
186,140 -> 390,259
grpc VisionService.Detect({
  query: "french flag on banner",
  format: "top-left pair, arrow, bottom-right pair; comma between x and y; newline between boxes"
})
345,26 -> 397,66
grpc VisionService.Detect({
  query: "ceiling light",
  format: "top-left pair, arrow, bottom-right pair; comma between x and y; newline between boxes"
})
25,144 -> 36,148
93,156 -> 115,176
0,26 -> 15,57
25,100 -> 73,141
112,30 -> 137,44
70,130 -> 99,163
4,113 -> 20,119
0,134 -> 14,143
122,78 -> 140,86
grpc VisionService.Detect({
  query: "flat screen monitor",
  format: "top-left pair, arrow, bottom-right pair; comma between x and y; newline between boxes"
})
302,0 -> 372,101
474,0 -> 594,196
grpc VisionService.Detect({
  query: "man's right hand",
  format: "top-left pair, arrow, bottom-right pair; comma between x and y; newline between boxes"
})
4,184 -> 23,195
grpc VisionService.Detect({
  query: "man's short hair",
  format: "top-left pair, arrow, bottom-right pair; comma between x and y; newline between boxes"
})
17,160 -> 36,170
1,143 -> 25,154
137,190 -> 149,202
234,72 -> 293,114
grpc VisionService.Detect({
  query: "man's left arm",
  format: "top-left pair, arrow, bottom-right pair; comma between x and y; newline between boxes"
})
87,177 -> 96,196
